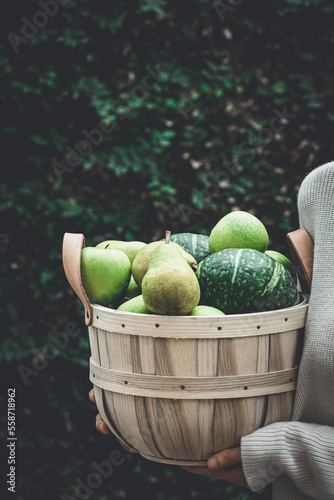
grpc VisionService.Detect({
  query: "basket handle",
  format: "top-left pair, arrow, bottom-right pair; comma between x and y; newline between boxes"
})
286,227 -> 314,294
62,232 -> 93,326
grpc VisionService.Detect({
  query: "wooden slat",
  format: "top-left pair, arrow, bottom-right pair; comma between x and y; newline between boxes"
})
197,338 -> 219,459
138,453 -> 209,466
90,358 -> 298,399
213,335 -> 269,451
264,329 -> 303,426
152,338 -> 202,460
104,329 -> 156,455
87,327 -> 137,452
91,297 -> 308,338
88,325 -> 100,363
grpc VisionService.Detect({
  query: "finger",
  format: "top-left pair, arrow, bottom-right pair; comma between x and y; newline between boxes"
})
95,414 -> 111,434
99,420 -> 111,434
182,465 -> 248,488
208,446 -> 241,470
89,389 -> 95,403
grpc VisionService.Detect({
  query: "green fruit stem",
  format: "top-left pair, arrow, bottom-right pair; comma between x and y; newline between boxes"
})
165,229 -> 197,273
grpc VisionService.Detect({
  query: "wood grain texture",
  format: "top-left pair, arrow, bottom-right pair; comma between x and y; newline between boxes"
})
263,329 -> 303,426
90,359 -> 298,398
88,298 -> 308,465
91,295 -> 308,338
88,327 -> 138,452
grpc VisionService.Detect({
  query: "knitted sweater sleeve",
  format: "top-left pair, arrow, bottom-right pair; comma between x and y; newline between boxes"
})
241,162 -> 334,500
240,422 -> 334,499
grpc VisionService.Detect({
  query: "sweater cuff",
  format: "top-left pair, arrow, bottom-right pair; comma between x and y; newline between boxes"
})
241,422 -> 288,492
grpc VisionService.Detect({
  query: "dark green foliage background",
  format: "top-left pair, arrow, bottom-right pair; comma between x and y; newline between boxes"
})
1,0 -> 334,498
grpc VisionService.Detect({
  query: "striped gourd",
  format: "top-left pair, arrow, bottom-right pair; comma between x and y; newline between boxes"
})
162,233 -> 210,263
198,248 -> 299,314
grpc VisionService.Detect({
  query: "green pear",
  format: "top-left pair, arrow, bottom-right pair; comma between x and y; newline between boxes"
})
265,250 -> 293,272
132,240 -> 197,287
81,247 -> 131,305
142,241 -> 201,315
117,295 -> 152,314
124,275 -> 141,299
95,240 -> 146,263
189,305 -> 225,316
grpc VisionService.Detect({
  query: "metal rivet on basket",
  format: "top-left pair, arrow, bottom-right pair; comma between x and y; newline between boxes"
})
285,318 -> 288,322
244,386 -> 248,390
155,324 -> 160,328
289,378 -> 293,382
96,316 -> 99,320
257,325 -> 261,329
124,381 -> 128,385
180,385 -> 185,390
121,324 -> 125,328
93,373 -> 95,378
217,326 -> 222,331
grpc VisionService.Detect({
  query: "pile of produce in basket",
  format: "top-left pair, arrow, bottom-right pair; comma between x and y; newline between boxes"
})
80,210 -> 299,316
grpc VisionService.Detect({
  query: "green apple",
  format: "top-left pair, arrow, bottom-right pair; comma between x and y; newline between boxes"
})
124,275 -> 141,299
117,295 -> 152,314
95,240 -> 146,264
209,211 -> 269,253
189,305 -> 225,316
81,247 -> 131,305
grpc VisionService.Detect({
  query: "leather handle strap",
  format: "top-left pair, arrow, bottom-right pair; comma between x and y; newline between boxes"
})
62,232 -> 93,326
286,228 -> 314,294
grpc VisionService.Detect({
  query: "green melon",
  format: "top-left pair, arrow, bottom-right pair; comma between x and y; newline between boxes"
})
161,233 -> 210,263
198,248 -> 299,314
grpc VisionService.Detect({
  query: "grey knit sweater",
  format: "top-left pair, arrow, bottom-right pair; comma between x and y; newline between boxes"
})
241,162 -> 334,499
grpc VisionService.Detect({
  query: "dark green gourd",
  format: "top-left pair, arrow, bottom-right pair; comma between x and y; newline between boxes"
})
161,233 -> 210,263
198,248 -> 299,314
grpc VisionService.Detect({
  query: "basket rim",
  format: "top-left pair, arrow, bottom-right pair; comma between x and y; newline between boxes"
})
88,293 -> 309,339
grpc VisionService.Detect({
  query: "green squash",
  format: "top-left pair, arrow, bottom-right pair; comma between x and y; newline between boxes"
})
198,248 -> 299,314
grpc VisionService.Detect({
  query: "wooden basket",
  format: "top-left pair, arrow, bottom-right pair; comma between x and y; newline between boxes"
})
62,232 -> 310,466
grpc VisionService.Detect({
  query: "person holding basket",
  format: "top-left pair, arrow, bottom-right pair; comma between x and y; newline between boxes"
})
90,162 -> 334,500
